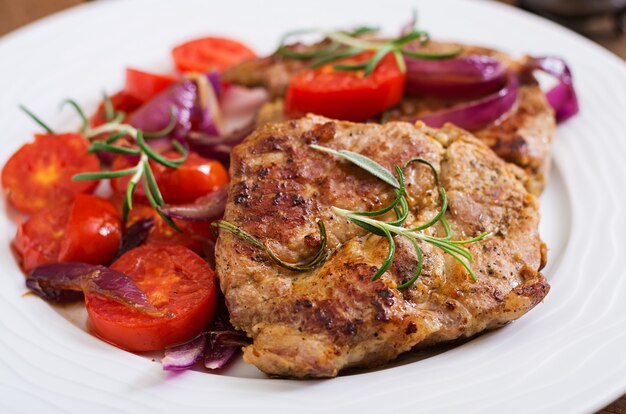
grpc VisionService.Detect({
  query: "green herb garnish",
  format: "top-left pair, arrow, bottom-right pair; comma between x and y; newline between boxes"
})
276,22 -> 462,76
211,219 -> 329,271
72,107 -> 185,228
312,146 -> 489,287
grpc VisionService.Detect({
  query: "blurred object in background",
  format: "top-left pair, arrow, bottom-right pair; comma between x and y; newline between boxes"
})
0,0 -> 83,36
521,0 -> 626,35
518,0 -> 626,58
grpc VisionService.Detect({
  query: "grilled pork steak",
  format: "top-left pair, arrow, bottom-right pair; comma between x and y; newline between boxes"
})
223,42 -> 556,195
215,115 -> 549,378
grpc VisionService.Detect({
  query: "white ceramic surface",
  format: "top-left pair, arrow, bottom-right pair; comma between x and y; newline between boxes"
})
0,0 -> 625,413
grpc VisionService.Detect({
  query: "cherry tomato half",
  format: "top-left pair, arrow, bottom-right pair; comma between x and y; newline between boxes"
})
58,194 -> 122,264
124,68 -> 175,103
12,195 -> 122,273
158,152 -> 229,203
1,133 -> 100,214
111,152 -> 229,204
284,52 -> 406,122
85,243 -> 218,351
172,36 -> 256,73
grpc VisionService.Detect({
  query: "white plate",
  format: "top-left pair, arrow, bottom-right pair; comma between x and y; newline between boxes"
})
1,0 -> 625,412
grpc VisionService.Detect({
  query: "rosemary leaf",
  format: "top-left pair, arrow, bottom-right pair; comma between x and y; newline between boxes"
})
102,92 -> 115,122
62,99 -> 88,134
310,144 -> 400,188
19,105 -> 55,134
397,237 -> 424,290
371,226 -> 395,281
88,141 -> 140,156
72,167 -> 137,180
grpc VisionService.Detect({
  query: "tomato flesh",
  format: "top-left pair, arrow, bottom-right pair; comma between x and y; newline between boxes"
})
284,52 -> 406,122
158,152 -> 229,203
58,194 -> 122,265
172,36 -> 256,73
1,133 -> 100,214
124,68 -> 175,103
85,244 -> 218,351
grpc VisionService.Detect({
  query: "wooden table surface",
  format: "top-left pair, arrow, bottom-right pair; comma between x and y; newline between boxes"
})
0,1 -> 624,413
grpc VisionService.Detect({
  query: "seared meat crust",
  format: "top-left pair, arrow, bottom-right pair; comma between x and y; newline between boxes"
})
223,42 -> 556,194
215,115 -> 549,378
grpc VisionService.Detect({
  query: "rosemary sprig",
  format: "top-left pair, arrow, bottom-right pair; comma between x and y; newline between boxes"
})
311,144 -> 489,288
276,23 -> 462,76
67,100 -> 185,228
211,219 -> 329,271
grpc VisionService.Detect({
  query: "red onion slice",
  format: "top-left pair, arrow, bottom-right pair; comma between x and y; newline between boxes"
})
158,187 -> 228,222
187,122 -> 255,166
204,331 -> 247,370
25,262 -> 92,302
405,55 -> 507,99
113,218 -> 155,261
527,56 -> 579,122
163,333 -> 207,371
162,300 -> 249,371
128,71 -> 222,141
415,72 -> 518,131
27,263 -> 162,316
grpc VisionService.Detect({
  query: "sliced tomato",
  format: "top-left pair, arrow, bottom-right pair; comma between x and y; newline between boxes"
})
284,52 -> 406,122
1,133 -> 100,214
172,36 -> 256,73
124,202 -> 212,256
12,195 -> 122,273
12,203 -> 70,273
111,152 -> 229,204
89,91 -> 143,128
124,68 -> 175,103
85,243 -> 218,351
58,194 -> 122,264
158,152 -> 229,203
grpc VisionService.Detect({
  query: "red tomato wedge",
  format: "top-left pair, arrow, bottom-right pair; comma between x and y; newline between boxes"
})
284,52 -> 406,122
124,68 -> 175,103
85,244 -> 218,351
58,194 -> 122,264
12,195 -> 122,273
89,91 -> 143,128
1,133 -> 100,214
172,36 -> 256,73
111,152 -> 229,204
